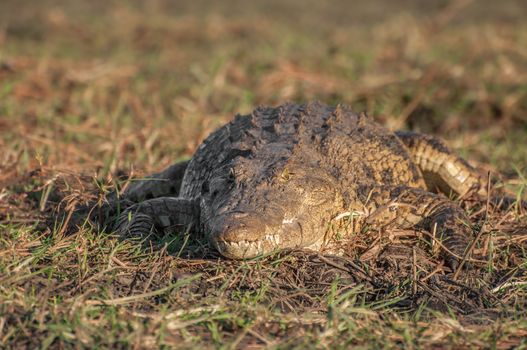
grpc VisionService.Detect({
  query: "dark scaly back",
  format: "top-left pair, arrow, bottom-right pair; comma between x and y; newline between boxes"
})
180,101 -> 426,206
179,103 -> 305,201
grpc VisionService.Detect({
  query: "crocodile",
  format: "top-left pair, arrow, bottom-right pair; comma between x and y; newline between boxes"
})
107,101 -> 498,270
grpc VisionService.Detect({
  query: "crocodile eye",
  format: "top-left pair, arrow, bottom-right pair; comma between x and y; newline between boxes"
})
201,181 -> 210,194
279,168 -> 292,182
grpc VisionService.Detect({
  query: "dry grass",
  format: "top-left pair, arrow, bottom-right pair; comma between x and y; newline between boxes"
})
1,0 -> 527,348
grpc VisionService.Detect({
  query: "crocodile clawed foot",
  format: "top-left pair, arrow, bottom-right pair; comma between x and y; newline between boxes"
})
82,197 -> 135,230
115,212 -> 155,237
445,256 -> 459,272
440,227 -> 474,273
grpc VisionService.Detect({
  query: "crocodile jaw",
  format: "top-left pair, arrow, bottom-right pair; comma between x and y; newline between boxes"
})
213,233 -> 283,259
213,231 -> 335,259
213,239 -> 263,259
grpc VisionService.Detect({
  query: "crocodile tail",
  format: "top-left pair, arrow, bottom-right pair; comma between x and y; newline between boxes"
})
395,130 -> 485,197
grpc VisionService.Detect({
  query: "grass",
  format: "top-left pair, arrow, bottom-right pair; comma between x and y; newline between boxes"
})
1,0 -> 527,348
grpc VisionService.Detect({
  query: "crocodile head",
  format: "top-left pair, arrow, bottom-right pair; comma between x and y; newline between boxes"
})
200,157 -> 344,259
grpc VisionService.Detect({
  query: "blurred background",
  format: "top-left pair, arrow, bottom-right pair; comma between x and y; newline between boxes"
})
1,3 -> 527,347
1,0 -> 526,179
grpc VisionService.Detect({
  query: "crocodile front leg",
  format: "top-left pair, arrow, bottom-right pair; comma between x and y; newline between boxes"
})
86,161 -> 190,230
354,184 -> 473,270
121,160 -> 190,202
115,197 -> 199,238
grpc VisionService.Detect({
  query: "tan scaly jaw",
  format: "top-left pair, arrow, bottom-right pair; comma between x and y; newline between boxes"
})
214,239 -> 264,259
213,231 -> 286,259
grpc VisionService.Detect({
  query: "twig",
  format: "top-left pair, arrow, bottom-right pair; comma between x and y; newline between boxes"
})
492,281 -> 527,293
417,281 -> 466,314
412,247 -> 418,295
421,262 -> 445,282
420,230 -> 486,264
86,274 -> 201,306
315,253 -> 377,287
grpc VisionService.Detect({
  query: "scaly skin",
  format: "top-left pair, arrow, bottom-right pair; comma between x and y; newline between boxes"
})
395,131 -> 485,197
110,102 -> 495,269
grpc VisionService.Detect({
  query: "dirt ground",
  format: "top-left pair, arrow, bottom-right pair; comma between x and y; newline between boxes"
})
1,0 -> 527,348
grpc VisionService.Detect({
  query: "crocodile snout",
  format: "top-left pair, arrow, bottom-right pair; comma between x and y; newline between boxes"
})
210,212 -> 279,259
220,213 -> 266,242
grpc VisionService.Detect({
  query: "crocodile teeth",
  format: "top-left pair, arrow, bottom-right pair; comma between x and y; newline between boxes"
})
214,239 -> 263,259
263,234 -> 281,245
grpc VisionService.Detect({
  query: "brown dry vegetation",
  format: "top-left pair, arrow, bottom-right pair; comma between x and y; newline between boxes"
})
1,0 -> 527,349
